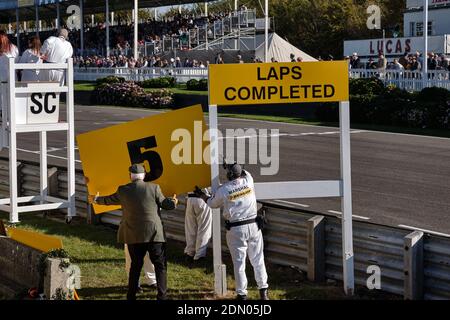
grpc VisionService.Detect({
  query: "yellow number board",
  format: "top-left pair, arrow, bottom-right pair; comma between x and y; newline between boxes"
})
77,105 -> 211,214
208,61 -> 349,106
8,228 -> 63,252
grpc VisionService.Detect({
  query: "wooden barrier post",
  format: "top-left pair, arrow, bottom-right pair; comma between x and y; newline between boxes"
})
404,230 -> 424,300
307,215 -> 325,282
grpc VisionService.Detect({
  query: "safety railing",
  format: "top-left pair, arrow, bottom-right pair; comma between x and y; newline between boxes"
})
350,68 -> 450,91
74,67 -> 208,82
1,156 -> 450,300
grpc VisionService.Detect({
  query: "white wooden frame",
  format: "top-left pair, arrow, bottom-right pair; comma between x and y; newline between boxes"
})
0,58 -> 76,224
208,99 -> 354,296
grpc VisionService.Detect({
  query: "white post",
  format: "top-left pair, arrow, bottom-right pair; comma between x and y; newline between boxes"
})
204,2 -> 208,17
66,58 -> 76,219
16,8 -> 20,51
205,26 -> 209,50
106,0 -> 110,57
154,8 -> 157,21
339,101 -> 354,295
23,21 -> 27,33
56,0 -> 60,31
134,0 -> 139,60
40,132 -> 47,204
111,11 -> 115,26
91,14 -> 94,27
35,4 -> 39,35
264,0 -> 269,62
80,0 -> 84,55
7,58 -> 18,223
423,0 -> 429,89
234,0 -> 238,49
208,104 -> 227,296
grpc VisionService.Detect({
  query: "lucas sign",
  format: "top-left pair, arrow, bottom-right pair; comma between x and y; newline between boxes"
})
208,61 -> 349,106
77,105 -> 211,214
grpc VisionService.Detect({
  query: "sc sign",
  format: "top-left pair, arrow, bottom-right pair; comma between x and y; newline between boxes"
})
26,92 -> 60,124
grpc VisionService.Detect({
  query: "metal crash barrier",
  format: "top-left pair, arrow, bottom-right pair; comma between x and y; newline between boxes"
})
1,158 -> 450,299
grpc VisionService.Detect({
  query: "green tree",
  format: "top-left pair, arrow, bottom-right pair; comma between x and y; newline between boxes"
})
200,0 -> 405,59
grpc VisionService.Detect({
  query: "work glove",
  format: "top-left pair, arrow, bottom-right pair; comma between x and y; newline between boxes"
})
194,186 -> 210,202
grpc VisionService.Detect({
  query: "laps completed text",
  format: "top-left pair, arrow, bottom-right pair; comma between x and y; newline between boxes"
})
223,66 -> 336,102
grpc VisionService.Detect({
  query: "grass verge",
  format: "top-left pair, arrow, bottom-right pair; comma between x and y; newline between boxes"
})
0,212 -> 396,300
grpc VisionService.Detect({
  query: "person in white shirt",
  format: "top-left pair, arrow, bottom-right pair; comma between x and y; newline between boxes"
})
0,30 -> 19,82
0,30 -> 19,150
39,28 -> 73,84
19,36 -> 42,82
184,189 -> 212,262
392,58 -> 404,71
196,164 -> 269,300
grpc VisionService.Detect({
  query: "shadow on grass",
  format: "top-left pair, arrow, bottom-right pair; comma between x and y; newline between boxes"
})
77,286 -> 127,300
72,258 -> 125,264
78,286 -> 215,300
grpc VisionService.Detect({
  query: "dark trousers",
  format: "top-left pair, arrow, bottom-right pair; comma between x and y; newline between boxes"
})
127,242 -> 167,300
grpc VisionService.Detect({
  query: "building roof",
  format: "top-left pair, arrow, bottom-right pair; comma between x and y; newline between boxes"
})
0,0 -> 215,22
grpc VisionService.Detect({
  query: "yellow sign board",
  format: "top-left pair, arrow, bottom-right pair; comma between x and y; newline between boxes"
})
77,105 -> 211,214
8,228 -> 63,253
208,61 -> 349,105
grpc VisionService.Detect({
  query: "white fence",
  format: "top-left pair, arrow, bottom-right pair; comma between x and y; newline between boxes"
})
74,66 -> 450,91
74,67 -> 208,82
350,69 -> 450,92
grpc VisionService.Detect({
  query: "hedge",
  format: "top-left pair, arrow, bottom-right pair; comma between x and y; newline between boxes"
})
139,77 -> 176,88
95,75 -> 126,86
186,79 -> 208,91
315,78 -> 450,129
93,81 -> 173,109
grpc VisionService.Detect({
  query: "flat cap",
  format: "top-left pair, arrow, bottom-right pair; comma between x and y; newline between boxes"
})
129,164 -> 145,174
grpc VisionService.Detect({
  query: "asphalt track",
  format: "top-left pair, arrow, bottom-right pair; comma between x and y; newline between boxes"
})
1,104 -> 450,235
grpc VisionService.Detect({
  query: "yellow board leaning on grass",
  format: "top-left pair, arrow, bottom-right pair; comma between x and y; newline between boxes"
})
208,61 -> 349,106
77,105 -> 211,214
7,228 -> 63,252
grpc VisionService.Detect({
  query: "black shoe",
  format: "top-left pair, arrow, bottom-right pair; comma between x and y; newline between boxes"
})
194,256 -> 206,263
259,288 -> 269,300
184,254 -> 194,264
236,294 -> 247,300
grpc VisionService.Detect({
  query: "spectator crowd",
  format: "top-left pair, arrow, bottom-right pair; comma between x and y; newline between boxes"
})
347,51 -> 450,72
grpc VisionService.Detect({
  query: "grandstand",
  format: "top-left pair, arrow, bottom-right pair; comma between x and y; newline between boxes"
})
0,0 -> 273,63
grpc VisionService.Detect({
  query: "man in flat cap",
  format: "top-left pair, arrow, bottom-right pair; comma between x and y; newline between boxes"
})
89,164 -> 178,300
39,28 -> 73,84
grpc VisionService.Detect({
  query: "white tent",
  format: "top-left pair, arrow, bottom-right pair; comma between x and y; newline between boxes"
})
255,33 -> 317,62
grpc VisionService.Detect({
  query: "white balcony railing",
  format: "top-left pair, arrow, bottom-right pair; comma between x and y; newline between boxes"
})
349,68 -> 450,92
74,66 -> 450,91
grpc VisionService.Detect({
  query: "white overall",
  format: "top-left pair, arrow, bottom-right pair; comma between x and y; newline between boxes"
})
184,196 -> 212,260
207,170 -> 268,295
